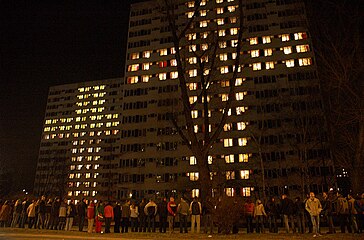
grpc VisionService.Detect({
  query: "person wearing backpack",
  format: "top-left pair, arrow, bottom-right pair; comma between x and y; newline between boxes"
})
336,192 -> 352,233
189,197 -> 202,233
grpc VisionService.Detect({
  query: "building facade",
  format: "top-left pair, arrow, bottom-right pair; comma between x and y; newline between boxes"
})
35,0 -> 335,200
34,79 -> 123,198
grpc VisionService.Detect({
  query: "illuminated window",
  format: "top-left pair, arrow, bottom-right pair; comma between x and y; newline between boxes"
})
294,32 -> 307,40
170,71 -> 178,79
187,1 -> 194,8
69,174 -> 74,179
130,53 -> 139,59
192,189 -> 199,198
219,41 -> 227,48
286,59 -> 295,68
226,171 -> 235,180
189,172 -> 199,181
282,34 -> 290,41
189,69 -> 197,77
187,33 -> 196,40
189,156 -> 196,165
186,11 -> 194,18
236,106 -> 245,115
225,188 -> 235,197
262,36 -> 271,44
189,45 -> 196,52
238,138 -> 247,146
128,76 -> 139,84
283,46 -> 292,54
219,53 -> 228,61
230,28 -> 238,35
221,93 -> 229,101
216,0 -> 223,3
220,66 -> 229,74
85,173 -> 91,179
224,138 -> 233,147
142,63 -> 150,70
159,49 -> 168,56
266,61 -> 274,69
224,123 -> 232,131
250,37 -> 258,45
191,110 -> 198,118
253,62 -> 261,71
200,0 -> 207,6
240,170 -> 249,179
129,64 -> 139,71
143,51 -> 151,58
200,9 -> 207,16
230,17 -> 237,23
200,20 -> 208,28
189,57 -> 197,64
201,32 -> 209,39
218,29 -> 225,37
299,58 -> 312,66
241,187 -> 251,196
296,44 -> 310,53
225,154 -> 234,163
239,153 -> 249,162
142,75 -> 150,82
237,122 -> 246,130
217,7 -> 224,14
264,48 -> 273,56
236,92 -> 245,100
189,96 -> 197,104
216,18 -> 224,25
170,59 -> 177,66
188,82 -> 198,90
227,5 -> 236,12
251,50 -> 259,58
159,73 -> 167,81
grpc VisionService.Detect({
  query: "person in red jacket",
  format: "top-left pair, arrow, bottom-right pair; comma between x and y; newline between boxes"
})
104,202 -> 114,233
87,201 -> 95,233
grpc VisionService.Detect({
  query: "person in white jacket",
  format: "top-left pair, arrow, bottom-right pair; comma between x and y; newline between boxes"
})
27,200 -> 36,229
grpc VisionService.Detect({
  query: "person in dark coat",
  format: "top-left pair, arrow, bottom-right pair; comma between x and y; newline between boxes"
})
50,197 -> 61,230
77,198 -> 87,231
322,192 -> 335,234
293,197 -> 305,233
36,196 -> 46,229
280,194 -> 295,233
158,197 -> 168,233
113,202 -> 121,233
121,200 -> 131,233
265,197 -> 279,233
138,198 -> 147,232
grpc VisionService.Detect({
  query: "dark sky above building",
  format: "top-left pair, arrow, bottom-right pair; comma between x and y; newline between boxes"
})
1,0 -> 144,192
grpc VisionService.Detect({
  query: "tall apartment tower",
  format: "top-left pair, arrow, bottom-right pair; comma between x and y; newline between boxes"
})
34,79 -> 123,198
121,0 -> 335,199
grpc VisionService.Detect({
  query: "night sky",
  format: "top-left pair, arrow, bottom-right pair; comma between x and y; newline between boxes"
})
1,0 -> 143,192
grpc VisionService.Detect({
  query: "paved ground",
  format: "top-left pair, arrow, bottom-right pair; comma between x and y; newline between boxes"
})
0,228 -> 362,240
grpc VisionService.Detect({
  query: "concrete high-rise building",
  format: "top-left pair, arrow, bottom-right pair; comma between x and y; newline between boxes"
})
34,78 -> 123,198
34,0 -> 335,200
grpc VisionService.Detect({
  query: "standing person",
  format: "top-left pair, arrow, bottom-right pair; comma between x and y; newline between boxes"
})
0,201 -> 12,227
254,199 -> 266,233
87,201 -> 95,233
356,193 -> 364,233
65,199 -> 76,231
281,194 -> 295,233
138,198 -> 147,232
244,198 -> 255,233
44,199 -> 52,229
95,201 -> 104,233
113,202 -> 121,233
304,194 -> 313,233
348,193 -> 359,233
322,192 -> 335,234
177,197 -> 189,233
130,201 -> 139,232
103,201 -> 114,233
167,197 -> 178,233
189,196 -> 202,233
294,197 -> 305,234
336,192 -> 352,233
265,197 -> 278,233
11,199 -> 22,228
158,197 -> 168,233
77,198 -> 87,232
19,198 -> 30,228
36,196 -> 46,229
121,200 -> 131,233
144,199 -> 157,232
58,199 -> 67,230
27,200 -> 37,229
305,192 -> 322,237
50,197 -> 61,230
202,197 -> 214,234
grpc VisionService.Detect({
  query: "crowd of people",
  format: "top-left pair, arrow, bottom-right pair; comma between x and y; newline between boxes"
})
0,191 -> 363,237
